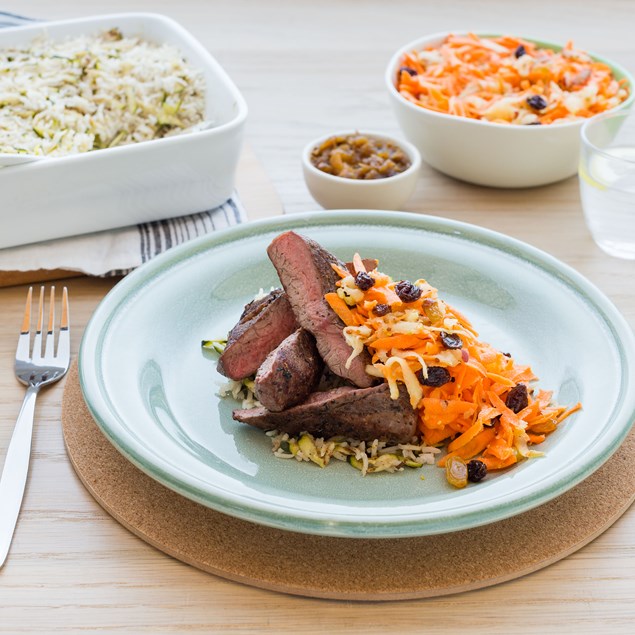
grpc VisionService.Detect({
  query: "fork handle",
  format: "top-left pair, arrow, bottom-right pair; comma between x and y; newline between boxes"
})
0,384 -> 39,568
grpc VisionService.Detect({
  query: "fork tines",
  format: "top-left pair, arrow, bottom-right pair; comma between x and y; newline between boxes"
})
17,286 -> 70,362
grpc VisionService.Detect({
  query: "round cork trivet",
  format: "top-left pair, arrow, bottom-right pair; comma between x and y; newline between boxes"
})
62,363 -> 635,600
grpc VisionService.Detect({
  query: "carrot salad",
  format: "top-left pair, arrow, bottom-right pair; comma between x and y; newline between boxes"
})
397,33 -> 630,125
326,255 -> 581,473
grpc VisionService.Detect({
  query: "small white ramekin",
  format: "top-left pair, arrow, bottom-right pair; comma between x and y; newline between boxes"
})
302,131 -> 421,210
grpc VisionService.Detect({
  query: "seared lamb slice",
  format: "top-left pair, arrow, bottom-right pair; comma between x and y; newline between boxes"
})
233,384 -> 417,443
316,366 -> 351,392
217,289 -> 299,380
255,329 -> 323,412
267,231 -> 374,388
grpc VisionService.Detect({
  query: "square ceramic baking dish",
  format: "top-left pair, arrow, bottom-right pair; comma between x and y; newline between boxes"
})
0,13 -> 247,249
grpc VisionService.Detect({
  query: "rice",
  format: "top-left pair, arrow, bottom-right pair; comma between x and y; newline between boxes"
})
0,28 -> 205,156
266,431 -> 440,476
218,378 -> 261,410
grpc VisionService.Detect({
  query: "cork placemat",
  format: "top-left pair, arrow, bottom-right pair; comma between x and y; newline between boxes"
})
62,363 -> 635,601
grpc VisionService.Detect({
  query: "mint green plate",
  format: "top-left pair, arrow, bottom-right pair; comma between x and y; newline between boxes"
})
79,211 -> 635,538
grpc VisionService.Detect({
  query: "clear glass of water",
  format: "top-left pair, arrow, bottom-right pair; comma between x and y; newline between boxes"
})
579,110 -> 635,259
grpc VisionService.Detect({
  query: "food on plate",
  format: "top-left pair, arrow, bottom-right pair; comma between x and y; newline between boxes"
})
267,231 -> 374,387
0,28 -> 206,156
310,133 -> 411,179
445,455 -> 469,489
208,231 -> 581,483
266,431 -> 439,473
396,33 -> 630,125
217,289 -> 298,380
234,384 -> 417,442
254,328 -> 323,411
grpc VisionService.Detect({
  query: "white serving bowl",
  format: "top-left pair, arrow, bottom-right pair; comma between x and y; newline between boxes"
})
386,32 -> 635,188
0,13 -> 247,249
302,131 -> 421,209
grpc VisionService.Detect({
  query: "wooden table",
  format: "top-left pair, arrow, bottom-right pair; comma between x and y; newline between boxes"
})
1,1 -> 634,632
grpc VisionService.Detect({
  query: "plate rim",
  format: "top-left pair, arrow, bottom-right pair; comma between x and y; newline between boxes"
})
78,210 -> 635,537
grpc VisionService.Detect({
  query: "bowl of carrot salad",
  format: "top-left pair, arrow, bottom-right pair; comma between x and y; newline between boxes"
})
386,32 -> 634,187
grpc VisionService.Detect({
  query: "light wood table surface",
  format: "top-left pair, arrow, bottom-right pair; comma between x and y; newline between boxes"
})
1,1 -> 635,632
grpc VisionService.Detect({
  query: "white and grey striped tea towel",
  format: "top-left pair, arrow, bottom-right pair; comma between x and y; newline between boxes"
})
0,199 -> 247,276
0,11 -> 247,277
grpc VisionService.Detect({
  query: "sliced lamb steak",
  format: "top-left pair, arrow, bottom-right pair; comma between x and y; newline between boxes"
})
233,384 -> 417,443
255,328 -> 323,412
316,366 -> 351,392
217,289 -> 299,380
266,231 -> 374,388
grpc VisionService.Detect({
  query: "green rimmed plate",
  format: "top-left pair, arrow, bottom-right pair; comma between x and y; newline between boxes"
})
78,211 -> 635,538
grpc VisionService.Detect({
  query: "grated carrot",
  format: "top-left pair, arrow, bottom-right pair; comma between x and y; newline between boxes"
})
397,33 -> 630,125
325,253 -> 582,476
324,292 -> 358,327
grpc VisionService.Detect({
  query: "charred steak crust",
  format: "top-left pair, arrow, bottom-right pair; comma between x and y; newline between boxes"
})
233,384 -> 417,443
255,328 -> 324,412
239,290 -> 281,321
266,231 -> 374,388
217,289 -> 299,380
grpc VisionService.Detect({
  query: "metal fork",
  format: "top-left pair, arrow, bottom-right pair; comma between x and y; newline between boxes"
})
0,286 -> 70,567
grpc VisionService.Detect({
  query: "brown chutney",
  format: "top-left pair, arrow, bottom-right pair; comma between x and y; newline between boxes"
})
310,133 -> 411,180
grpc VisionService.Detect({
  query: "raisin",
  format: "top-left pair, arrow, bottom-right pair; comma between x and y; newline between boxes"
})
527,95 -> 547,110
373,303 -> 391,316
441,332 -> 463,349
395,280 -> 422,303
506,383 -> 529,413
446,456 -> 468,489
422,299 -> 444,323
399,66 -> 417,77
354,271 -> 375,291
417,366 -> 451,387
514,44 -> 526,58
467,459 -> 487,483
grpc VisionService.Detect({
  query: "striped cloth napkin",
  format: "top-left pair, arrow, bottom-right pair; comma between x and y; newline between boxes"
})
0,11 -> 247,277
0,200 -> 247,276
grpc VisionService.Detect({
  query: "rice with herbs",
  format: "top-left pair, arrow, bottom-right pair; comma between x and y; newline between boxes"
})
218,377 -> 261,410
267,430 -> 440,476
215,375 -> 439,476
0,28 -> 205,156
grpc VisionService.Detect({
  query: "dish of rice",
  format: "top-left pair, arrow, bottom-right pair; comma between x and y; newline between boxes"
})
0,27 -> 206,156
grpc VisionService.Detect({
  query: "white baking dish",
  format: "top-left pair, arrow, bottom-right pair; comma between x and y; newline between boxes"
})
0,13 -> 247,249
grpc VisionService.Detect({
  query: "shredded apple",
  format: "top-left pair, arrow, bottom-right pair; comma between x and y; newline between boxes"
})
326,254 -> 581,472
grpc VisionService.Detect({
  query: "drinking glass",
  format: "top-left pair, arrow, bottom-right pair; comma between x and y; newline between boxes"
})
579,110 -> 635,259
